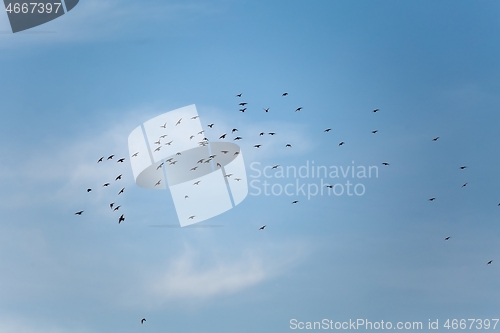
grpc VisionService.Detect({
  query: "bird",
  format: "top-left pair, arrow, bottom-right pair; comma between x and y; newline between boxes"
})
221,150 -> 229,154
217,163 -> 222,168
325,185 -> 333,189
282,92 -> 288,96
268,132 -> 276,135
239,102 -> 247,106
193,181 -> 201,185
155,180 -> 161,186
110,203 -> 114,209
234,152 -> 240,155
462,183 -> 468,188
118,188 -> 125,195
141,318 -> 146,324
373,109 -> 379,113
444,236 -> 451,241
197,159 -> 204,164
156,163 -> 164,170
236,93 -> 242,97
115,174 -> 122,181
118,214 -> 125,224
176,118 -> 182,126
382,162 -> 390,166
324,128 -> 331,132
259,225 -> 266,230
460,166 -> 467,169
131,152 -> 139,157
165,140 -> 173,146
295,107 -> 302,112
191,167 -> 198,171
209,155 -> 216,158
235,178 -> 241,181
188,215 -> 195,219
285,143 -> 292,147
113,205 -> 121,211
169,161 -> 177,165
154,140 -> 161,145
154,146 -> 161,152
185,195 -> 189,199
254,145 -> 262,148
432,137 -> 440,141
107,155 -> 114,160
487,260 -> 493,265
259,132 -> 265,136
429,197 -> 436,201
87,188 -> 92,193
198,130 -> 204,135
176,152 -> 182,156
263,107 -> 270,113
234,137 -> 242,140
372,130 -> 378,134
239,108 -> 246,112
272,165 -> 280,169
117,158 -> 125,163
103,183 -> 110,187
160,123 -> 167,128
232,128 -> 238,133
75,211 -> 84,215
292,200 -> 299,204
225,174 -> 233,178
160,135 -> 168,139
339,142 -> 344,146
97,157 -> 103,163
191,116 -> 199,119
219,134 -> 227,139
208,124 -> 214,128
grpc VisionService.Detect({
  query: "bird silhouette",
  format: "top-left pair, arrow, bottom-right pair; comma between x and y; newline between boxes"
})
154,140 -> 161,145
208,124 -> 214,128
382,162 -> 390,166
219,134 -> 227,139
429,197 -> 436,201
239,102 -> 248,106
155,180 -> 161,186
254,145 -> 262,148
324,128 -> 331,132
239,108 -> 247,112
282,92 -> 288,96
193,181 -> 201,185
87,188 -> 92,193
221,150 -> 229,154
460,166 -> 467,169
141,318 -> 146,324
285,143 -> 292,147
272,165 -> 280,169
131,152 -> 139,157
191,167 -> 198,171
75,211 -> 84,215
118,188 -> 125,195
97,157 -> 103,163
263,108 -> 270,112
110,203 -> 114,209
217,163 -> 222,168
176,118 -> 182,126
107,155 -> 114,160
462,183 -> 468,188
373,109 -> 379,113
113,206 -> 121,211
259,132 -> 265,136
161,123 -> 167,128
232,128 -> 238,133
234,152 -> 240,155
269,132 -> 276,135
191,116 -> 199,119
165,140 -> 173,146
444,237 -> 451,241
372,130 -> 378,134
117,158 -> 125,163
118,214 -> 125,224
103,183 -> 110,187
259,225 -> 266,230
292,200 -> 299,204
432,137 -> 440,141
115,174 -> 122,181
234,137 -> 242,140
338,142 -> 344,146
156,163 -> 164,170
295,107 -> 302,112
235,178 -> 241,181
236,93 -> 242,97
188,215 -> 195,219
160,135 -> 168,139
487,260 -> 493,265
154,146 -> 162,152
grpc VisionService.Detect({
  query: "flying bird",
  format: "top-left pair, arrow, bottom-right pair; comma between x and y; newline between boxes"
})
373,109 -> 379,113
235,178 -> 241,181
118,188 -> 125,195
282,92 -> 288,96
188,215 -> 195,220
268,132 -> 276,135
429,197 -> 436,201
209,155 -> 216,158
219,134 -> 227,139
97,157 -> 103,163
161,123 -> 167,128
160,135 -> 168,139
234,137 -> 242,140
259,225 -> 266,230
110,203 -> 114,209
197,159 -> 204,163
292,200 -> 299,204
75,211 -> 84,215
87,188 -> 92,193
131,152 -> 139,157
154,140 -> 161,145
339,142 -> 344,146
295,107 -> 302,112
221,150 -> 229,154
193,181 -> 201,185
176,152 -> 182,156
487,260 -> 493,265
234,152 -> 240,155
208,124 -> 214,128
236,93 -> 242,97
115,174 -> 122,180
444,236 -> 451,241
263,108 -> 270,113
225,174 -> 233,178
432,137 -> 440,141
155,180 -> 161,186
107,155 -> 114,160
272,165 -> 280,169
118,214 -> 125,224
141,318 -> 146,324
176,118 -> 182,126
154,146 -> 162,152
113,205 -> 121,211
285,143 -> 292,147
460,166 -> 467,169
165,140 -> 173,146
190,135 -> 195,140
254,145 -> 262,148
232,128 -> 238,133
239,108 -> 246,112
103,183 -> 110,187
372,130 -> 378,134
325,185 -> 333,189
156,163 -> 164,170
198,130 -> 204,135
462,183 -> 468,188
382,162 -> 389,166
324,128 -> 331,132
217,163 -> 222,168
191,167 -> 198,171
239,102 -> 248,106
117,158 -> 125,163
191,116 -> 199,119
259,132 -> 265,136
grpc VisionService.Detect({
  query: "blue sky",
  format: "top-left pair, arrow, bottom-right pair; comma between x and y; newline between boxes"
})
0,0 -> 499,332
